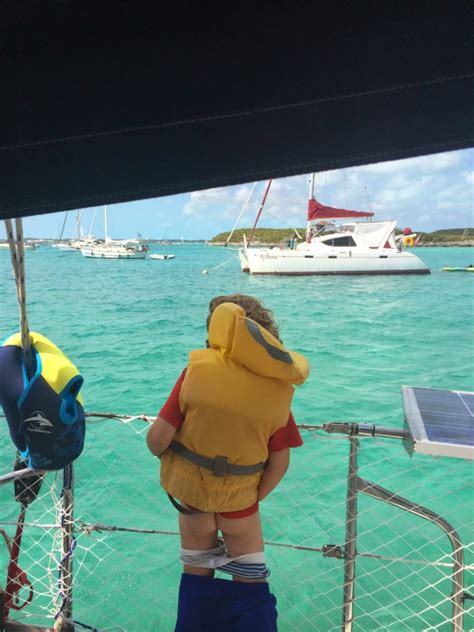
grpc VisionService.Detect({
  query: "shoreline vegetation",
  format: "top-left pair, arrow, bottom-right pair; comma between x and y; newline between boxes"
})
207,228 -> 473,247
1,230 -> 471,248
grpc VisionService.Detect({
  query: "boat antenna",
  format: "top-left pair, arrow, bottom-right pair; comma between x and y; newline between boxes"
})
247,180 -> 272,246
224,181 -> 257,247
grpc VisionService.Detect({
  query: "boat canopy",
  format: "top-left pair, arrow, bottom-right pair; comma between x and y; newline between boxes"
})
308,199 -> 374,222
354,220 -> 397,249
1,3 -> 472,220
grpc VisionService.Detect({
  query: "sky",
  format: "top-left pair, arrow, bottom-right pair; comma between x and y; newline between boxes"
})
6,148 -> 473,241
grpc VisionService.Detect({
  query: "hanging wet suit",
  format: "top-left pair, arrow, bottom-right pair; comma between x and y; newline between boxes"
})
0,331 -> 85,470
0,332 -> 85,624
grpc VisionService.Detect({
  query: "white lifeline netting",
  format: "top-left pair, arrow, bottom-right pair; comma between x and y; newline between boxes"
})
0,417 -> 473,631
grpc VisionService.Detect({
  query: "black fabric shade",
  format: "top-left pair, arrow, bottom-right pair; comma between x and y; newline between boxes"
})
1,1 -> 473,219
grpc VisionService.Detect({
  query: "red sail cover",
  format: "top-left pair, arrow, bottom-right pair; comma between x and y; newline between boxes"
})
307,198 -> 374,221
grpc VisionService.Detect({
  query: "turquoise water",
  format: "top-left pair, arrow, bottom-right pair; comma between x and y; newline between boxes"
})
0,245 -> 473,631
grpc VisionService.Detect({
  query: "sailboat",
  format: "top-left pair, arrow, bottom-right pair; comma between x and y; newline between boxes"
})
54,210 -> 98,251
239,174 -> 430,275
53,211 -> 76,250
80,206 -> 147,259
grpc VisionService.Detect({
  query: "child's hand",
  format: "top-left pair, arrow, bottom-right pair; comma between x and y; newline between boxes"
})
257,449 -> 290,501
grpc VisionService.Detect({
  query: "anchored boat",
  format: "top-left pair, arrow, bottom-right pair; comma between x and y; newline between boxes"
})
80,206 -> 147,259
81,239 -> 147,259
240,175 -> 430,276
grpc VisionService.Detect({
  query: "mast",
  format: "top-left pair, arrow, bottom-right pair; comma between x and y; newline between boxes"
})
74,211 -> 81,240
87,207 -> 97,238
104,205 -> 110,245
306,173 -> 315,242
58,211 -> 68,241
78,209 -> 84,240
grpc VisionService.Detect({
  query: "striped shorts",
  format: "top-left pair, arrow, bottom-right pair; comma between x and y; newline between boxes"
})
180,540 -> 270,580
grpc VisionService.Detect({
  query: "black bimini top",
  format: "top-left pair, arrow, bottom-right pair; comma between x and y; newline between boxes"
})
1,2 -> 473,219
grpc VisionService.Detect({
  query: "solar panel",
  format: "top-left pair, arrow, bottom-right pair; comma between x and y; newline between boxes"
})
402,387 -> 474,460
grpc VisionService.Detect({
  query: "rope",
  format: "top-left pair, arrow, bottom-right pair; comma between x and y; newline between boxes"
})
224,181 -> 257,246
73,521 -> 470,570
261,207 -> 303,240
202,251 -> 241,275
3,505 -> 34,619
4,218 -> 34,376
84,411 -> 156,423
83,411 -> 329,431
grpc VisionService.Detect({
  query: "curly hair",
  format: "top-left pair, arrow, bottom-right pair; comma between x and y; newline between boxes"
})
207,294 -> 280,341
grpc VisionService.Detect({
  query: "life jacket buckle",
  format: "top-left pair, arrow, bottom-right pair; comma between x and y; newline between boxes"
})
212,455 -> 228,477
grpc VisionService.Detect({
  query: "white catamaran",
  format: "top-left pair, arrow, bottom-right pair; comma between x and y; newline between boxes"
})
239,175 -> 430,275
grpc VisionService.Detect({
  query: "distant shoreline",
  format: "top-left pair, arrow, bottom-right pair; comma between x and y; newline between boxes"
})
208,241 -> 473,248
417,241 -> 473,247
0,238 -> 472,248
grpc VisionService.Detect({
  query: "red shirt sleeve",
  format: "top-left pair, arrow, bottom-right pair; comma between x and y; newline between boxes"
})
268,412 -> 303,451
158,369 -> 187,429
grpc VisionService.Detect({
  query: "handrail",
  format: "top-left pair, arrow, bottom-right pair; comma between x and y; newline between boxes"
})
0,468 -> 40,486
358,478 -> 465,632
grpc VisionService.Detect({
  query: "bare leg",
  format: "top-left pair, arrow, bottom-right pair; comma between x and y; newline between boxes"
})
217,510 -> 266,583
178,511 -> 219,577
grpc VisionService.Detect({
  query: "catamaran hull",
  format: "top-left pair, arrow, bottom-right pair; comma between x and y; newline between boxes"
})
239,249 -> 430,275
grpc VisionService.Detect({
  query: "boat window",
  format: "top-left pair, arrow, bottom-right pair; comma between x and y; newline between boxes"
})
321,236 -> 357,247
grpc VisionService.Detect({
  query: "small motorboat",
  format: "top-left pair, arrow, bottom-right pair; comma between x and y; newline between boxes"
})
149,253 -> 175,260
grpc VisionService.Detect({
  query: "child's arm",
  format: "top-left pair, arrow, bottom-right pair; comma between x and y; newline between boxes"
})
257,448 -> 290,501
146,416 -> 177,457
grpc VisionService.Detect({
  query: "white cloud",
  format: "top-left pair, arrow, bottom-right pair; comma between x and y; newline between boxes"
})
360,150 -> 463,175
183,187 -> 231,215
179,148 -> 472,233
233,185 -> 253,203
463,170 -> 474,184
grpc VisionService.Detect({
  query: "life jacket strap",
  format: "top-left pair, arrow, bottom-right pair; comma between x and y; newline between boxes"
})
167,494 -> 203,515
169,440 -> 267,477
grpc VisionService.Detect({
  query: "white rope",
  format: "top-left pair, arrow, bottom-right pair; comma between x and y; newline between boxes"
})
260,196 -> 304,239
224,181 -> 258,246
4,217 -> 34,374
201,250 -> 240,275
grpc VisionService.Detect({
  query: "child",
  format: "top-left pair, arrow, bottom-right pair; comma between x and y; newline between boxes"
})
147,294 -> 309,631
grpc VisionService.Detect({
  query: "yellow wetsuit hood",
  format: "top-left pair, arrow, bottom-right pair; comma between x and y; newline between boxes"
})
3,332 -> 84,406
160,303 -> 309,512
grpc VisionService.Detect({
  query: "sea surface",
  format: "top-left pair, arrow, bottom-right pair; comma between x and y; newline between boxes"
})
0,244 -> 473,631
